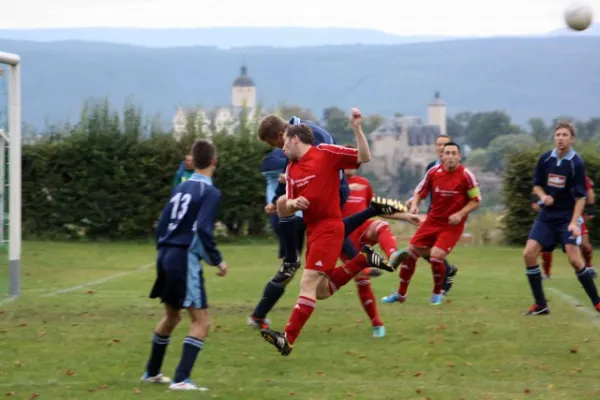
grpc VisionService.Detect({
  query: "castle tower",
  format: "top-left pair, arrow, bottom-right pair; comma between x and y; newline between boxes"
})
427,91 -> 447,136
231,65 -> 256,110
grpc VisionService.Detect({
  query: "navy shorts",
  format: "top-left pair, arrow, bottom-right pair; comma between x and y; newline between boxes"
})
528,217 -> 583,250
149,246 -> 207,310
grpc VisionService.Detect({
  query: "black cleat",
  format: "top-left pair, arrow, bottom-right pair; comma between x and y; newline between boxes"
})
367,268 -> 383,278
279,258 -> 301,278
261,328 -> 293,356
442,264 -> 458,295
360,245 -> 394,272
369,196 -> 408,215
523,304 -> 550,316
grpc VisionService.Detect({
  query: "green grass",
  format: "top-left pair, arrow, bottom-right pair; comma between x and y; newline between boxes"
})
2,241 -> 600,399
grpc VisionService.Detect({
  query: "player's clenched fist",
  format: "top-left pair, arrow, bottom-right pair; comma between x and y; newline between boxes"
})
349,107 -> 363,129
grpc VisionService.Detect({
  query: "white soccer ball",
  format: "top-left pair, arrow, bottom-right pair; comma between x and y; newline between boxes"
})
564,3 -> 594,31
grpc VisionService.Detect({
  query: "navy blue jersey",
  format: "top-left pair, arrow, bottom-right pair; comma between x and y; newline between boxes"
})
424,159 -> 441,211
156,173 -> 223,266
272,117 -> 349,206
533,148 -> 587,219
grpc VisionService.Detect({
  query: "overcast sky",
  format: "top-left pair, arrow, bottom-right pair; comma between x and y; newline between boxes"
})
2,0 -> 598,36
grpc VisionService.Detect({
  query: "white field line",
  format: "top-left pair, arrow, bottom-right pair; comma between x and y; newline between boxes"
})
40,264 -> 151,297
548,287 -> 600,330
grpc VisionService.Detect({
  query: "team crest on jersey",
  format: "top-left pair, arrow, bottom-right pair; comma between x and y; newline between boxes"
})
548,174 -> 566,188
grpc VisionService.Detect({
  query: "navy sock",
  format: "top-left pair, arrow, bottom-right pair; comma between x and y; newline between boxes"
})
253,281 -> 286,319
174,336 -> 204,383
279,216 -> 299,263
577,267 -> 600,306
344,208 -> 378,236
146,332 -> 170,377
341,237 -> 358,259
526,265 -> 547,307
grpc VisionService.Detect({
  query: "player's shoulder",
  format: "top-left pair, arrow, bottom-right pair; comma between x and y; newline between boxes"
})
460,165 -> 479,181
315,143 -> 352,153
572,151 -> 585,164
305,122 -> 334,145
425,160 -> 437,171
537,150 -> 554,163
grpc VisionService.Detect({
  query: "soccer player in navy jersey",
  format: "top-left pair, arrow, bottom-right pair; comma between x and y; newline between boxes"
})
248,114 -> 405,330
523,121 -> 600,316
141,139 -> 227,391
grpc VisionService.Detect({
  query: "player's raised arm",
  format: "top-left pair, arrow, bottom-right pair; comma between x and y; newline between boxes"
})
349,108 -> 371,164
195,188 -> 224,267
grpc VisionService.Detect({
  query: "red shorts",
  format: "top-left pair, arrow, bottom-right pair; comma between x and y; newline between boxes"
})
410,218 -> 464,254
582,221 -> 589,236
341,219 -> 385,261
305,220 -> 345,276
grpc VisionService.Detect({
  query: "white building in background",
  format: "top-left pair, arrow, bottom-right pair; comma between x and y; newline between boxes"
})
366,91 -> 448,174
172,65 -> 258,140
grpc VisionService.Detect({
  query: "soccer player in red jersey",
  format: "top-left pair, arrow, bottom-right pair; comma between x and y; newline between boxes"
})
339,159 -> 421,338
532,174 -> 596,279
382,142 -> 481,305
260,109 -> 398,356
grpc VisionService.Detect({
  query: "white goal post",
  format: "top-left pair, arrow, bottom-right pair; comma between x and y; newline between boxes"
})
0,51 -> 22,297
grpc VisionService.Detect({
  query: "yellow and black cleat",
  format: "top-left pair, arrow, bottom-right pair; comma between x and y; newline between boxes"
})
370,196 -> 408,215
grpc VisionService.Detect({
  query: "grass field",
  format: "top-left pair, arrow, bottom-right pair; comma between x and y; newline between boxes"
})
2,240 -> 600,400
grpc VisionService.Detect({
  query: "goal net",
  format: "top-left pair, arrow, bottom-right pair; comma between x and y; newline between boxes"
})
0,51 -> 22,301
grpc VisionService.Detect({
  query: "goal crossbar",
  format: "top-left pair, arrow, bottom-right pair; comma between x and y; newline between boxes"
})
0,50 -> 22,297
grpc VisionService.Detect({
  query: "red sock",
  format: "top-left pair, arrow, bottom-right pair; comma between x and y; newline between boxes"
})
355,278 -> 383,327
541,252 -> 553,277
284,296 -> 316,345
328,253 -> 369,294
398,250 -> 419,296
582,245 -> 593,267
429,257 -> 446,295
375,222 -> 397,258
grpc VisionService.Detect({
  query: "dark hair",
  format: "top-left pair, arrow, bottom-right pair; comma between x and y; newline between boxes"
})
285,124 -> 315,145
443,141 -> 461,153
191,139 -> 216,169
258,114 -> 287,142
554,120 -> 576,137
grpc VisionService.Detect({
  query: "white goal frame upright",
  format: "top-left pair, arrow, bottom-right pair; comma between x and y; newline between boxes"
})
0,51 -> 22,297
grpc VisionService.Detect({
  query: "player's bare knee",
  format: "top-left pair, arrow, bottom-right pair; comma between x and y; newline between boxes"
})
430,247 -> 447,260
162,305 -> 182,330
187,308 -> 210,338
523,240 -> 541,265
299,270 -> 321,298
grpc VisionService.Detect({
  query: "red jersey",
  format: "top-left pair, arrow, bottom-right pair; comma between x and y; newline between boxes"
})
286,144 -> 361,226
415,164 -> 481,226
342,175 -> 373,217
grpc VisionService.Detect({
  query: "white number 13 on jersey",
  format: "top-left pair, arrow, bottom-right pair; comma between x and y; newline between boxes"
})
170,193 -> 192,220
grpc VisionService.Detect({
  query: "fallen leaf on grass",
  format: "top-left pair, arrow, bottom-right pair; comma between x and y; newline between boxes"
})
64,369 -> 76,376
414,371 -> 424,377
289,392 -> 295,396
6,392 -> 16,397
86,290 -> 95,295
465,362 -> 473,366
28,393 -> 40,399
98,384 -> 108,389
447,363 -> 455,368
524,389 -> 530,394
14,361 -> 22,367
326,327 -> 332,333
108,339 -> 120,345
133,388 -> 141,394
438,324 -> 447,330
548,384 -> 553,389
17,323 -> 27,328
472,330 -> 479,335
570,348 -> 578,354
317,371 -> 324,376
37,330 -> 46,336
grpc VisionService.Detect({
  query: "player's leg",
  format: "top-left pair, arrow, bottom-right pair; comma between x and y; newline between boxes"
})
580,222 -> 594,270
522,220 -> 551,315
560,225 -> 600,312
248,206 -> 304,328
143,247 -> 184,384
343,196 -> 407,237
276,195 -> 303,264
170,256 -> 211,391
541,250 -> 553,279
427,225 -> 464,304
364,220 -> 397,258
261,268 -> 324,356
382,221 -> 437,304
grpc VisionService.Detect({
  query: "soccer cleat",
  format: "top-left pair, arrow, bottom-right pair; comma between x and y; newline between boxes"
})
140,372 -> 170,384
430,293 -> 444,305
442,264 -> 458,294
369,196 -> 408,215
360,245 -> 394,272
381,292 -> 407,304
168,379 -> 209,391
389,249 -> 411,271
260,328 -> 293,356
523,304 -> 550,316
247,315 -> 271,330
372,325 -> 386,338
364,267 -> 383,278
